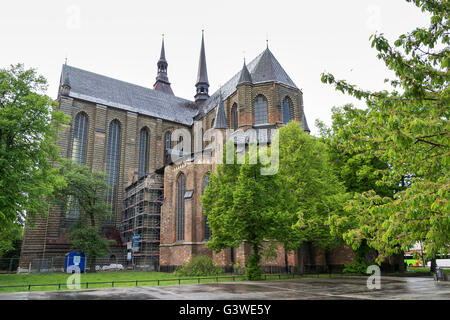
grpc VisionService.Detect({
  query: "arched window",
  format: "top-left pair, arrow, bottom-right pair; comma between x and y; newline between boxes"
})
211,118 -> 215,128
164,131 -> 171,165
178,135 -> 184,157
231,104 -> 238,131
282,97 -> 293,124
105,120 -> 121,221
72,112 -> 88,165
203,174 -> 211,241
67,112 -> 88,219
176,173 -> 186,241
254,95 -> 268,125
138,128 -> 149,178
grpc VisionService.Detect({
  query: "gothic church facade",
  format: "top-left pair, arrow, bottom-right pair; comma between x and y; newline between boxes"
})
19,33 -> 355,272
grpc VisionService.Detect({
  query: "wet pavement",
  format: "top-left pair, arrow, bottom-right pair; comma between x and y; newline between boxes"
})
0,276 -> 448,300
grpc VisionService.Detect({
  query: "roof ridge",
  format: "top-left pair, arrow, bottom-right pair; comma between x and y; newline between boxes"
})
63,64 -> 193,103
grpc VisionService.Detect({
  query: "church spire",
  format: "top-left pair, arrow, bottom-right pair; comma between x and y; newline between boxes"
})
195,30 -> 210,102
154,34 -> 174,95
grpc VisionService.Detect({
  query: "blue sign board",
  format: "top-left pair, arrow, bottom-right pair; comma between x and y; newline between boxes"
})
132,234 -> 141,251
64,251 -> 86,273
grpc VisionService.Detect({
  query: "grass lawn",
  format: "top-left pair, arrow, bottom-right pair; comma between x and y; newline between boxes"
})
0,271 -> 302,293
406,266 -> 450,273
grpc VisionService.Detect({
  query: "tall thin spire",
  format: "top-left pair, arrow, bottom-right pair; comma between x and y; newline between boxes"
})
195,30 -> 209,102
159,34 -> 166,61
154,34 -> 174,95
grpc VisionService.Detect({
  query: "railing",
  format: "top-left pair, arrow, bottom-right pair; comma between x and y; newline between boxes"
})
0,273 -> 336,292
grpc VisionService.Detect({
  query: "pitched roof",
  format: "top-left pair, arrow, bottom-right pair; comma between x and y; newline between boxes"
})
195,47 -> 298,119
61,64 -> 197,126
237,61 -> 252,85
213,93 -> 229,129
301,110 -> 310,132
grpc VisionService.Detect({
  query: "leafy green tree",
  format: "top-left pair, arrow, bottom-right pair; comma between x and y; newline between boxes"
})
320,0 -> 449,267
0,63 -> 69,251
202,122 -> 347,278
278,122 -> 348,269
316,107 -> 403,262
0,224 -> 22,258
68,225 -> 112,272
52,160 -> 114,272
201,143 -> 297,280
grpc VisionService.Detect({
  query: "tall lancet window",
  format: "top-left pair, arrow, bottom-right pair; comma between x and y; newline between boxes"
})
282,97 -> 293,124
105,120 -> 121,222
138,128 -> 149,178
72,113 -> 88,165
203,174 -> 212,241
176,173 -> 186,241
231,104 -> 238,131
164,131 -> 171,165
254,95 -> 268,125
67,112 -> 88,219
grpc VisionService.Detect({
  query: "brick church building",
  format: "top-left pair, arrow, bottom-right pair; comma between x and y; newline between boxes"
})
19,32 -> 357,272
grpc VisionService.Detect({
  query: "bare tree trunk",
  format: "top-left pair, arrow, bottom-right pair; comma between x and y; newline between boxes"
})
430,258 -> 437,273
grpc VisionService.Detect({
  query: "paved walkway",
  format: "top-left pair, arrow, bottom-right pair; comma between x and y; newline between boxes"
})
0,276 -> 448,300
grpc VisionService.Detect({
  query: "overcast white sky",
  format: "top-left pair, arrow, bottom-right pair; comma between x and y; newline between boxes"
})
0,0 -> 430,135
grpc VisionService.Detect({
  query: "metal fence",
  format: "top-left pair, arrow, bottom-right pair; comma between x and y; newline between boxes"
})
7,256 -> 151,274
2,256 -> 346,275
0,273 -> 316,292
0,258 -> 20,274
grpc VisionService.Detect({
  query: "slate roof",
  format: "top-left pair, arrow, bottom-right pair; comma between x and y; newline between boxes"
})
213,93 -> 229,129
195,47 -> 298,120
61,64 -> 197,126
301,110 -> 310,132
237,61 -> 252,85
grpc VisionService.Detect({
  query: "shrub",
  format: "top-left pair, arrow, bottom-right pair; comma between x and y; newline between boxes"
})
342,261 -> 370,274
174,255 -> 224,277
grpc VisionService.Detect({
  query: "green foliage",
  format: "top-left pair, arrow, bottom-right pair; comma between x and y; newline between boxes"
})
174,255 -> 224,277
201,136 -> 298,280
320,0 -> 450,262
342,261 -> 370,275
68,225 -> 112,261
0,63 -> 69,234
201,121 -> 347,279
0,223 -> 22,258
278,122 -> 348,251
246,251 -> 262,280
52,160 -> 114,268
52,159 -> 112,228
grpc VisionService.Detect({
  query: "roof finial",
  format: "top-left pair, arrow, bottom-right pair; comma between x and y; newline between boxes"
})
266,33 -> 269,49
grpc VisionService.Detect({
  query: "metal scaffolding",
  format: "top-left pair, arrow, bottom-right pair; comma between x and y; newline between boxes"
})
120,173 -> 163,271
